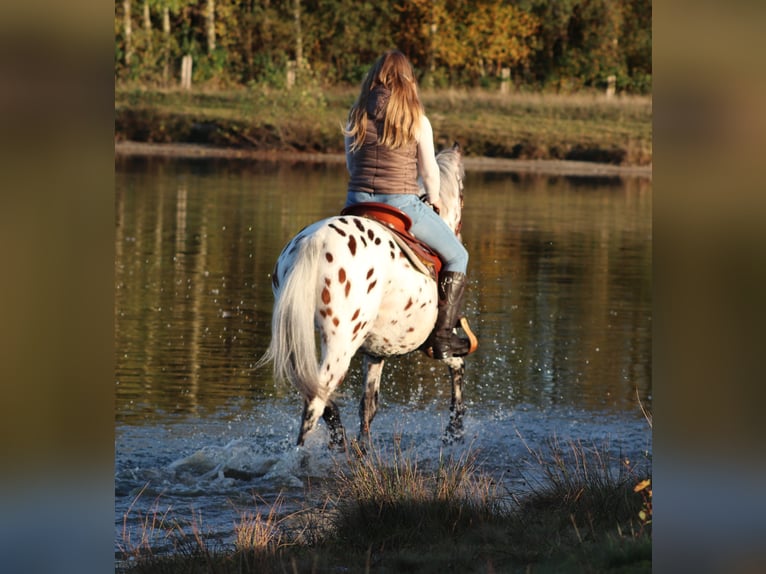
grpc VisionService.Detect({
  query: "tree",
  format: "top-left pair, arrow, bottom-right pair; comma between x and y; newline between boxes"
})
404,0 -> 539,86
206,0 -> 216,54
123,0 -> 133,66
293,0 -> 303,63
564,0 -> 625,89
143,0 -> 152,51
229,0 -> 295,84
517,0 -> 580,87
461,1 -> 539,80
517,0 -> 650,92
113,0 -> 651,92
162,2 -> 172,82
620,0 -> 651,91
300,0 -> 397,83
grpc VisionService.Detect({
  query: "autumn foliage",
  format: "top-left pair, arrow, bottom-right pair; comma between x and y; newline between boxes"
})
115,0 -> 651,93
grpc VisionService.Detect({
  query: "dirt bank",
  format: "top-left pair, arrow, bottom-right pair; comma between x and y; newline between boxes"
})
115,141 -> 653,179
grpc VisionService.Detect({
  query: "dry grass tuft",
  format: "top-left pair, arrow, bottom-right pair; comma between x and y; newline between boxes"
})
325,438 -> 508,552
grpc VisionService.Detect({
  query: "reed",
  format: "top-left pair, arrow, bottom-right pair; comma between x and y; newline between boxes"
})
118,489 -> 224,573
502,432 -> 652,567
325,438 -> 507,553
233,494 -> 289,554
117,484 -> 173,565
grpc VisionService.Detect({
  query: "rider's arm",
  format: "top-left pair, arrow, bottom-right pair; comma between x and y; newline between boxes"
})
417,115 -> 441,205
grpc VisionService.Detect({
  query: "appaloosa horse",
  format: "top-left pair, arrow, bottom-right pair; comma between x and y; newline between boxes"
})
257,144 -> 475,449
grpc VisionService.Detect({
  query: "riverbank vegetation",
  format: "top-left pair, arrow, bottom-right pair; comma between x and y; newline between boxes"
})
115,0 -> 650,95
115,86 -> 652,166
115,0 -> 651,166
118,438 -> 652,573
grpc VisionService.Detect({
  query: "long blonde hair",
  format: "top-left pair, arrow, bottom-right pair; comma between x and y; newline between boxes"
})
345,50 -> 423,152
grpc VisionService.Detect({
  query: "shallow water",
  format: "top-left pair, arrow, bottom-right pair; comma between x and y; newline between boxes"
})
114,156 -> 652,555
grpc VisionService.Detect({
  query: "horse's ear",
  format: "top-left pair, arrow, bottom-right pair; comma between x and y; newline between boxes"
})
452,141 -> 461,151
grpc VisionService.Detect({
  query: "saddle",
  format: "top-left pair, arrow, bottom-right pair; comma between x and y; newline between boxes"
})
340,202 -> 442,281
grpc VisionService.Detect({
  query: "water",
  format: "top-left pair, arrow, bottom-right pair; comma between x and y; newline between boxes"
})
115,156 -> 652,556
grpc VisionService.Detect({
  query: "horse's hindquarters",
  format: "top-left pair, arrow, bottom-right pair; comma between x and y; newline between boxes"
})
362,271 -> 437,356
311,216 -> 438,358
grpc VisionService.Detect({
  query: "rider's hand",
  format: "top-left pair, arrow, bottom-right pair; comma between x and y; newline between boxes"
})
430,199 -> 442,215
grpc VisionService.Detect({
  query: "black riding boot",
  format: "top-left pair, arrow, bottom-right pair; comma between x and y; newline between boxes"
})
428,271 -> 471,359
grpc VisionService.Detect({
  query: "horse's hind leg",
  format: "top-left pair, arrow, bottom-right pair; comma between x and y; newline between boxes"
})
297,395 -> 347,449
358,354 -> 385,449
322,400 -> 346,450
298,396 -> 325,447
444,357 -> 467,444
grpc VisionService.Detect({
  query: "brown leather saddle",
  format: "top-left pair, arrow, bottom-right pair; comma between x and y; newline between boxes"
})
340,202 -> 442,280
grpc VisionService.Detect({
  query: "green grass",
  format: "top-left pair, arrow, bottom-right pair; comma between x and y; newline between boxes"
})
115,84 -> 652,166
118,437 -> 652,573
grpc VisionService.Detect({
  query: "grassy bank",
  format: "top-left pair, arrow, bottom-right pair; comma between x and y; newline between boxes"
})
118,438 -> 652,573
115,85 -> 652,167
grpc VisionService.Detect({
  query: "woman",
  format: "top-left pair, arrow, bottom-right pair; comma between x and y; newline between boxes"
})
344,50 -> 472,359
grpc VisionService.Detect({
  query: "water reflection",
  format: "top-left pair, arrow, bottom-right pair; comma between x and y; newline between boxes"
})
115,157 -> 651,424
114,156 -> 651,556
463,172 -> 651,412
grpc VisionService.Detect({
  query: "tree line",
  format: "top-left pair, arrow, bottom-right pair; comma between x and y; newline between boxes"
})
115,0 -> 651,93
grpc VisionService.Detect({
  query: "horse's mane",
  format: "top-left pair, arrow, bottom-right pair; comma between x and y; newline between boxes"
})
430,146 -> 464,233
436,147 -> 463,203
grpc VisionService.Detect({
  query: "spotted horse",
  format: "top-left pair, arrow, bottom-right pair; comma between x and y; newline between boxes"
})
257,144 -> 478,450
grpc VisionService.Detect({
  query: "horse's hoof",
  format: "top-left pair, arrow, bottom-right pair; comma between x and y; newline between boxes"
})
328,438 -> 347,453
443,424 -> 465,445
442,434 -> 464,446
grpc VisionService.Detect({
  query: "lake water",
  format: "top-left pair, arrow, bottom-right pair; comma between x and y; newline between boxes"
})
114,155 -> 652,556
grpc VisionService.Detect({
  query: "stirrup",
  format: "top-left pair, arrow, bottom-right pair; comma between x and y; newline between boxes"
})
422,316 -> 479,359
458,316 -> 479,355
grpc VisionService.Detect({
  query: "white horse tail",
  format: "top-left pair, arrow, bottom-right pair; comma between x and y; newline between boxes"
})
257,232 -> 323,402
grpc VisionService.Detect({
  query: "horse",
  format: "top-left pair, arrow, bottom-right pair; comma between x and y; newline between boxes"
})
257,143 -> 475,450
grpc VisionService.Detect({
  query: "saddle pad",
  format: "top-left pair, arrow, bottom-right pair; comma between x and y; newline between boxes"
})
388,232 -> 438,282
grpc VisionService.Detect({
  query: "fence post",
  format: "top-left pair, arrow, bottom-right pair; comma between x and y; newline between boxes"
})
606,75 -> 616,98
181,55 -> 193,90
500,68 -> 510,94
286,60 -> 296,89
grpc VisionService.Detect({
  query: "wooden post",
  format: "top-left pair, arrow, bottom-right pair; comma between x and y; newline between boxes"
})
286,60 -> 296,89
606,75 -> 616,98
500,68 -> 510,94
181,55 -> 193,90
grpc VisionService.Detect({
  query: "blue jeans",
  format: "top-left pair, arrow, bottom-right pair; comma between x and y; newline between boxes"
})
345,192 -> 468,273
